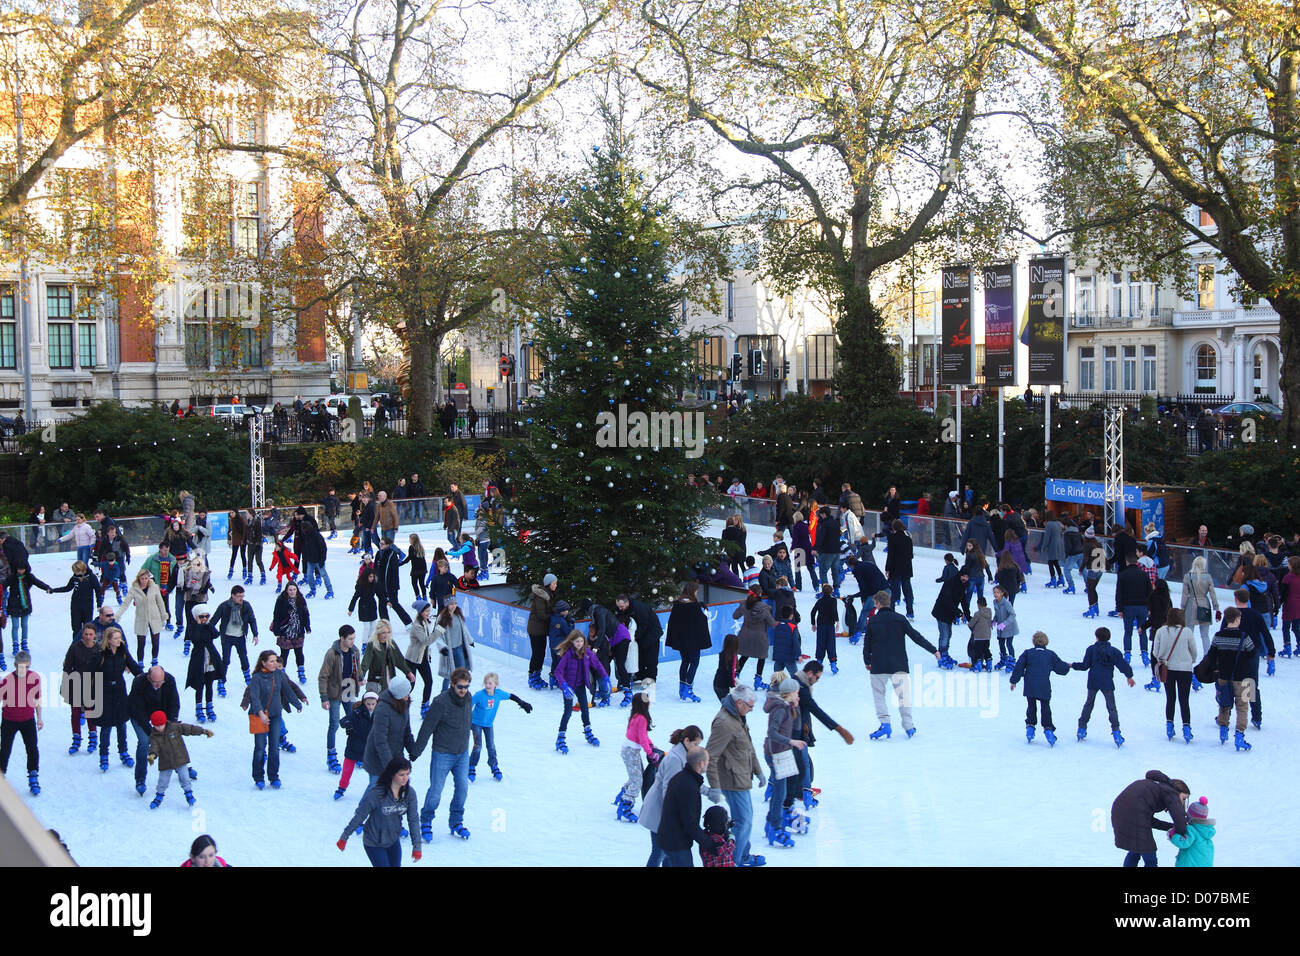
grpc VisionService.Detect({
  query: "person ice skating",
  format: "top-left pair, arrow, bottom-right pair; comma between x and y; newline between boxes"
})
712,634 -> 740,702
184,605 -> 226,725
994,551 -> 1024,607
733,588 -> 776,690
412,666 -> 474,842
1071,627 -> 1136,745
810,584 -> 839,672
706,685 -> 767,867
226,510 -> 248,582
640,724 -> 706,866
270,582 -> 312,685
404,599 -> 438,715
616,692 -> 657,823
1039,510 -> 1065,588
96,628 -> 143,772
616,593 -> 664,685
1115,555 -> 1153,664
182,834 -> 231,867
361,620 -> 411,693
658,748 -> 712,867
469,672 -> 531,782
319,625 -> 361,775
61,624 -> 101,755
1141,578 -> 1173,689
338,756 -> 422,867
93,524 -> 130,604
1231,587 -> 1275,726
931,563 -> 971,668
1111,771 -> 1190,866
375,536 -> 413,626
433,597 -> 475,693
699,805 -> 736,867
883,519 -> 915,617
269,536 -> 299,593
145,709 -> 213,809
666,582 -> 710,703
552,632 -> 610,752
246,510 -> 266,585
362,675 -> 416,793
50,560 -> 103,644
128,665 -> 181,795
179,550 -> 213,652
335,690 -> 378,800
966,596 -> 994,671
1009,631 -> 1072,745
140,541 -> 180,632
240,650 -> 307,790
212,586 -> 258,696
1208,608 -> 1258,751
526,575 -> 556,691
771,605 -> 803,677
793,661 -> 852,809
862,590 -> 939,740
761,674 -> 805,848
348,566 -> 382,646
1280,555 -> 1300,657
0,651 -> 42,795
5,564 -> 53,657
992,585 -> 1019,671
1152,609 -> 1198,743
1168,797 -> 1215,867
426,557 -> 457,613
119,568 -> 167,666
402,534 -> 428,601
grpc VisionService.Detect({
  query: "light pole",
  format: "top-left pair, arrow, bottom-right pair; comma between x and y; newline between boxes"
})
12,60 -> 33,422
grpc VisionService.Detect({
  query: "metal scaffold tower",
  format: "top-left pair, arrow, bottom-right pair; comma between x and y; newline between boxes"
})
1103,407 -> 1124,532
250,412 -> 266,510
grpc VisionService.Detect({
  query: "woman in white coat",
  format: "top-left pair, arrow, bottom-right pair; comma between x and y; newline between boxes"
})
118,569 -> 168,666
433,596 -> 475,692
1151,608 -> 1201,744
404,599 -> 439,717
1179,555 -> 1220,653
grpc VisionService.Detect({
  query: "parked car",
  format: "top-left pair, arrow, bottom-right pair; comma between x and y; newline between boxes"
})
1213,400 -> 1283,421
195,404 -> 259,425
324,394 -> 376,420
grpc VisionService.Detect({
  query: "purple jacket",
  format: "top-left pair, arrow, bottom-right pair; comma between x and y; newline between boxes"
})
1003,538 -> 1030,575
554,649 -> 609,690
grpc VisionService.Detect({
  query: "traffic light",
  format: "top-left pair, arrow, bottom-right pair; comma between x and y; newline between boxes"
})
730,354 -> 743,380
748,349 -> 764,377
783,358 -> 791,378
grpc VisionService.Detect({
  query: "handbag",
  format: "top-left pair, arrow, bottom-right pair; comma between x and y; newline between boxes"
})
1197,605 -> 1212,623
1156,627 -> 1183,683
248,675 -> 271,735
771,748 -> 798,780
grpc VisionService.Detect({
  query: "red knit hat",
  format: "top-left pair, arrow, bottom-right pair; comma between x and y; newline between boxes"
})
150,711 -> 168,728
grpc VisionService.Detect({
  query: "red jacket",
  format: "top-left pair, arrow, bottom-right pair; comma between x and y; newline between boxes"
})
701,834 -> 735,867
0,670 -> 41,721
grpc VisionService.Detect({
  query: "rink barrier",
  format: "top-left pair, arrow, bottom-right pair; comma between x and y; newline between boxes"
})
455,583 -> 749,664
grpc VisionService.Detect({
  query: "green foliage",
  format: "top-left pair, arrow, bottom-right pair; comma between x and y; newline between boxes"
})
503,125 -> 723,605
21,402 -> 249,514
434,446 -> 501,494
833,288 -> 901,407
307,433 -> 446,496
1187,441 -> 1300,537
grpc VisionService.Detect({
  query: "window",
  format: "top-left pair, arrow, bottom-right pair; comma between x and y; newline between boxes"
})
78,323 -> 96,368
1253,347 -> 1263,395
184,284 -> 266,370
1076,275 -> 1094,315
1128,280 -> 1147,317
1142,345 -> 1157,392
0,284 -> 15,369
1111,273 -> 1122,316
1103,345 -> 1118,391
233,182 -> 260,257
1122,345 -> 1137,391
47,285 -> 74,368
1079,346 -> 1095,391
234,116 -> 261,145
1197,264 -> 1215,310
51,169 -> 96,255
1195,344 -> 1217,389
1199,209 -> 1215,228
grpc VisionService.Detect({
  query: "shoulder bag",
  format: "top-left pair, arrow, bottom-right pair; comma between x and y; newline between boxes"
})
1156,627 -> 1183,684
248,675 -> 271,735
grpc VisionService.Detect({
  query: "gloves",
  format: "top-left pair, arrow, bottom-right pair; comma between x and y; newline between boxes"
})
1215,610 -> 1222,621
995,622 -> 1006,632
560,683 -> 573,701
835,725 -> 855,745
518,700 -> 533,714
205,729 -> 215,737
600,677 -> 611,696
147,754 -> 156,764
650,748 -> 664,765
756,772 -> 767,788
1267,658 -> 1276,676
337,839 -> 347,851
412,849 -> 422,861
706,787 -> 722,804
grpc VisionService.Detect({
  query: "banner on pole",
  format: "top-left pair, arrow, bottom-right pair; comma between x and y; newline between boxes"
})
982,263 -> 1016,386
1027,256 -> 1066,385
940,265 -> 973,386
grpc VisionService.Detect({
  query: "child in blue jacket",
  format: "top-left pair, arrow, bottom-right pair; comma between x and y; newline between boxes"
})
1169,796 -> 1215,867
810,584 -> 839,672
1071,626 -> 1136,745
1009,631 -> 1072,745
772,605 -> 802,675
469,672 -> 532,781
548,601 -> 575,688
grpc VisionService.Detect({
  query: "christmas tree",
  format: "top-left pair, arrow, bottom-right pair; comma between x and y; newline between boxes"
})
503,123 -> 724,607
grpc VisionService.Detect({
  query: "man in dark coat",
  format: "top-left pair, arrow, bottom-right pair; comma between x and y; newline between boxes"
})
1110,771 -> 1189,866
1115,556 -> 1154,662
775,487 -> 796,532
881,486 -> 902,525
616,594 -> 663,683
862,590 -> 938,738
882,520 -> 916,618
374,537 -> 412,625
409,473 -> 428,523
128,666 -> 181,794
813,507 -> 843,596
358,494 -> 378,557
793,662 -> 852,806
930,568 -> 971,665
657,748 -> 711,867
291,509 -> 331,598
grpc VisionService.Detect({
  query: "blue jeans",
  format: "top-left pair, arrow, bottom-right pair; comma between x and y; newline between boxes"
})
476,540 -> 490,575
131,719 -> 152,785
9,614 -> 28,649
421,750 -> 469,830
664,848 -> 694,867
440,644 -> 467,691
764,754 -> 787,829
303,561 -> 332,594
76,545 -> 93,564
364,843 -> 402,867
936,620 -> 953,656
327,699 -> 342,752
724,789 -> 754,865
890,577 -> 914,615
411,501 -> 425,524
678,648 -> 700,685
1062,554 -> 1082,589
470,724 -> 497,769
646,830 -> 666,867
362,528 -> 376,555
965,576 -> 985,605
1123,851 -> 1159,867
816,553 -> 843,591
252,715 -> 284,782
1122,606 -> 1149,653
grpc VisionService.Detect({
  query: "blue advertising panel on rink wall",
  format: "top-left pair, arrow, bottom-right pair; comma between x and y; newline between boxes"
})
456,584 -> 748,663
1142,497 -> 1165,538
1044,478 -> 1141,509
208,512 -> 229,542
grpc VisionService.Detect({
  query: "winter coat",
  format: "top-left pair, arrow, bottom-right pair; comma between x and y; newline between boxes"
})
884,530 -> 914,580
184,622 -> 227,689
657,767 -> 708,855
1180,571 -> 1220,621
342,782 -> 421,851
813,514 -> 840,555
1039,521 -> 1065,563
960,515 -> 996,556
97,644 -> 143,727
720,524 -> 746,561
128,671 -> 181,729
241,668 -> 305,721
348,577 -> 380,622
850,561 -> 888,599
969,606 -> 993,642
141,552 -> 181,594
527,585 -> 554,637
762,692 -> 798,756
994,565 -> 1023,600
227,512 -> 246,549
639,742 -> 692,834
775,493 -> 796,527
376,499 -> 400,532
1151,625 -> 1198,674
211,599 -> 258,642
1070,642 -> 1134,692
1115,565 -> 1153,608
361,640 -> 408,690
1282,572 -> 1300,621
52,571 -> 103,623
771,621 -> 801,665
270,592 -> 310,650
993,597 -> 1018,638
374,547 -> 403,595
931,574 -> 970,625
61,638 -> 102,709
405,618 -> 438,664
862,608 -> 936,674
665,600 -> 712,653
1147,587 -> 1172,633
619,598 -> 663,642
705,696 -> 764,792
363,690 -> 416,774
794,670 -> 838,747
427,569 -> 457,606
5,571 -> 50,617
1110,770 -> 1188,853
810,595 -> 838,630
318,640 -> 362,703
1209,628 -> 1257,682
790,520 -> 813,562
181,565 -> 212,608
93,533 -> 130,566
1062,526 -> 1084,557
1009,646 -> 1071,699
1169,822 -> 1215,867
433,622 -> 475,680
295,518 -> 327,566
1002,537 -> 1029,575
553,648 -> 608,691
412,686 -> 473,757
339,701 -> 375,763
148,721 -> 207,771
61,521 -> 97,548
1244,578 -> 1271,617
732,601 -> 776,658
119,582 -> 167,636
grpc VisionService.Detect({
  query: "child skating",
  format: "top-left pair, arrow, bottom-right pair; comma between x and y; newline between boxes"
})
616,692 -> 656,822
966,596 -> 994,670
469,672 -> 532,781
1071,626 -> 1136,746
992,585 -> 1018,671
269,536 -> 299,593
810,584 -> 839,673
1009,631 -> 1072,746
334,691 -> 378,800
552,631 -> 610,753
1168,796 -> 1216,867
145,709 -> 213,808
